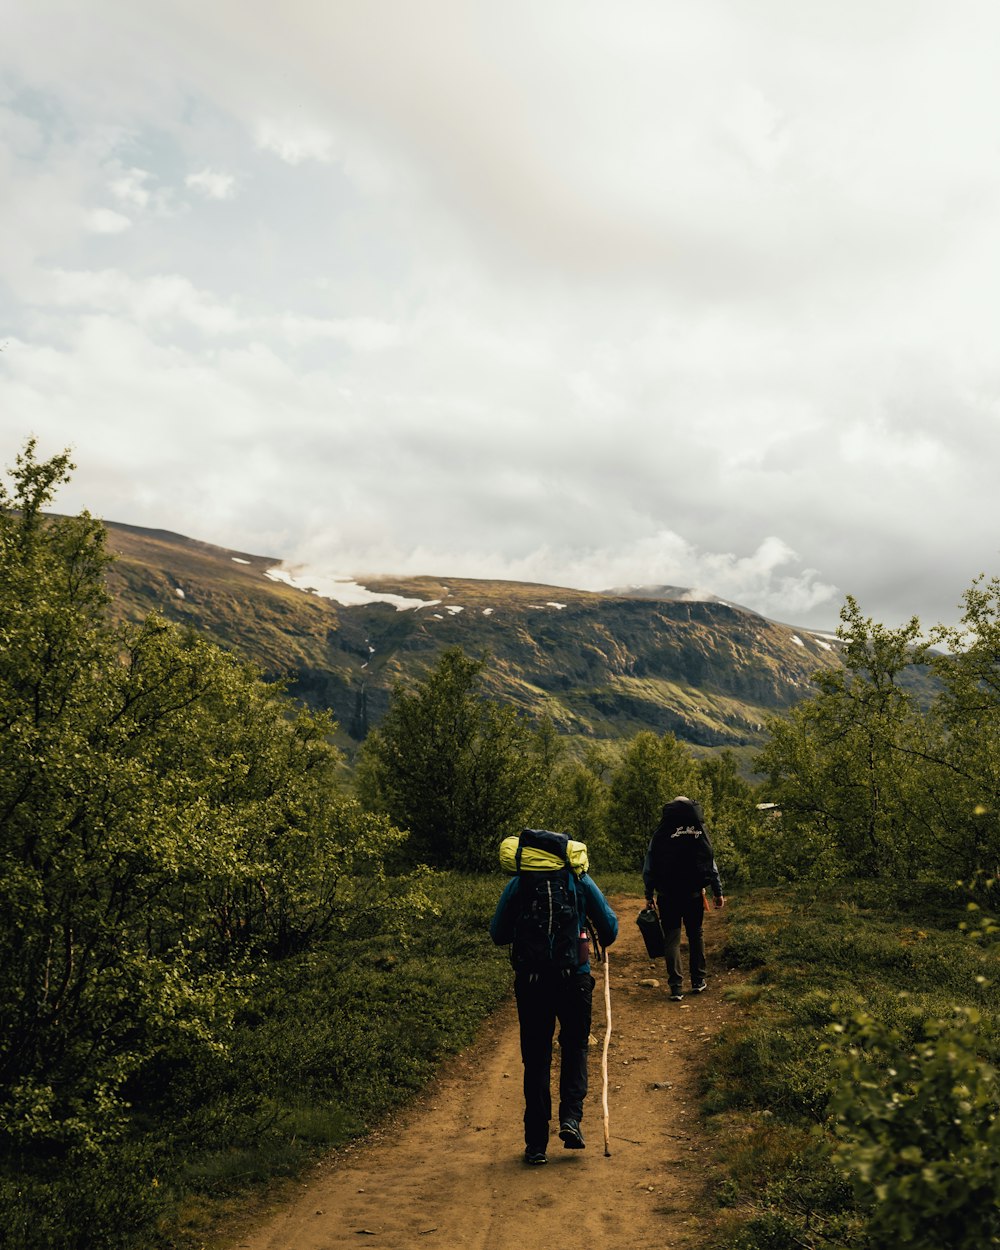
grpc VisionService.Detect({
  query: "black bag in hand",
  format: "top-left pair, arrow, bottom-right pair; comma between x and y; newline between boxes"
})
636,906 -> 665,959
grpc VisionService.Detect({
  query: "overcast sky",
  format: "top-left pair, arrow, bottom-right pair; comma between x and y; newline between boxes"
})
2,1 -> 998,630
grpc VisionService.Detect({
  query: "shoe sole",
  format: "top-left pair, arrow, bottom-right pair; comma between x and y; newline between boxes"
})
559,1127 -> 585,1149
691,985 -> 707,993
524,1155 -> 547,1166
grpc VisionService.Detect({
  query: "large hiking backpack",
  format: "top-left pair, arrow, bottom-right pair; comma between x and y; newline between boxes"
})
506,830 -> 585,974
647,800 -> 712,898
499,829 -> 589,876
647,830 -> 704,896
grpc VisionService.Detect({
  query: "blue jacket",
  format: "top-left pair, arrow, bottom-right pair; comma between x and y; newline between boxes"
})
490,872 -> 618,974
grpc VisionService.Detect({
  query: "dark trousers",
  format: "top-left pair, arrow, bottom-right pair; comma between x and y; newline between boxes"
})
514,970 -> 594,1149
657,892 -> 706,989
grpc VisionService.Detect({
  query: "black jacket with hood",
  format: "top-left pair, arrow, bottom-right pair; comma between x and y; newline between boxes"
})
642,797 -> 723,902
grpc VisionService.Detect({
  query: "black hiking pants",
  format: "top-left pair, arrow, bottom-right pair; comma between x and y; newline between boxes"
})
657,891 -> 706,990
514,969 -> 594,1150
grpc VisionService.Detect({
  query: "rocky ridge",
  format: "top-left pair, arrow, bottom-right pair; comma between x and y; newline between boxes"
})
101,520 -> 842,758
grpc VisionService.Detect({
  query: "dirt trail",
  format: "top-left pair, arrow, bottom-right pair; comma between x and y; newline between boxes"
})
229,895 -> 742,1250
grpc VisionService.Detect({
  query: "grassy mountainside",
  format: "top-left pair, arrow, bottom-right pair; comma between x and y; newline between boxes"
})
101,520 -> 843,758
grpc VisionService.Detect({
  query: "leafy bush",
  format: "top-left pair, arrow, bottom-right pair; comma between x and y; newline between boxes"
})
706,889 -> 1000,1250
829,1007 -> 1000,1250
0,1140 -> 173,1250
0,443 -> 452,1245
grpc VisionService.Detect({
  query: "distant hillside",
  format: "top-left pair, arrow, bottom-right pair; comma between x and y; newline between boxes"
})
100,520 -> 844,760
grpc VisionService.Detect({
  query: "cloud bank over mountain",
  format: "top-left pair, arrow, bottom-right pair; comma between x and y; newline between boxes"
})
2,1 -> 998,629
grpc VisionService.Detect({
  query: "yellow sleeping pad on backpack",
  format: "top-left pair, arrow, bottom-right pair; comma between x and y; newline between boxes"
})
499,829 -> 589,877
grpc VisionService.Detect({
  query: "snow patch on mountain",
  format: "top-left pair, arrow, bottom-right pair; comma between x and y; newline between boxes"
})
264,565 -> 441,611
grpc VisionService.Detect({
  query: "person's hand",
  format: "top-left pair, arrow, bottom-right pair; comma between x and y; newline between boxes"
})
644,898 -> 655,909
714,894 -> 726,909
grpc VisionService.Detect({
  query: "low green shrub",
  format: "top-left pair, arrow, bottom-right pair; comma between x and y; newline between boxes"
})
2,872 -> 515,1249
0,1140 -> 173,1250
706,888 -> 1000,1250
829,1006 -> 1000,1250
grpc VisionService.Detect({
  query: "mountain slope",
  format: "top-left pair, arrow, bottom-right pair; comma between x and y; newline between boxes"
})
101,521 -> 842,757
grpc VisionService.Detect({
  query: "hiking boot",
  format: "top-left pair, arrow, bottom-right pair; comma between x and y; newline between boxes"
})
559,1119 -> 585,1149
691,981 -> 707,994
668,986 -> 684,1001
524,1146 -> 547,1166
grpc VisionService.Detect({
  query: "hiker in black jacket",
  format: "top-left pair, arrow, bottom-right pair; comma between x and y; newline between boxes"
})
642,796 -> 725,1001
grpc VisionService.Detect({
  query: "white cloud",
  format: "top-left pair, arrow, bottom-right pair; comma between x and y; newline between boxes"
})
39,269 -> 243,335
273,527 -> 838,624
84,207 -> 131,234
185,167 -> 237,199
254,118 -> 336,165
31,267 -> 404,352
0,104 -> 46,157
109,167 -> 153,208
275,313 -> 401,352
3,1 -> 1000,633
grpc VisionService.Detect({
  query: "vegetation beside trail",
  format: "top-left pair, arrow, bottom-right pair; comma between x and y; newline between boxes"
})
706,884 -> 1000,1249
164,871 -> 517,1249
0,864 -> 517,1250
702,579 -> 1000,1249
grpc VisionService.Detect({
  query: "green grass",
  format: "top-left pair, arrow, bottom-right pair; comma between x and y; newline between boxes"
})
0,874 -> 517,1250
704,884 -> 1000,1249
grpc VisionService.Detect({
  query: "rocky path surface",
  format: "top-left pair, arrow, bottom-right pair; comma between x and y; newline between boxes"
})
229,895 -> 742,1250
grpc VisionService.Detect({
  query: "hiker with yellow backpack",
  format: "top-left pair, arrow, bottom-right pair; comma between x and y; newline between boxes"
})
490,829 -> 618,1166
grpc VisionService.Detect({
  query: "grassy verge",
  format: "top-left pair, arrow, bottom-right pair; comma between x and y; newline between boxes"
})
702,882 -> 1000,1248
168,872 -> 518,1248
0,874 -> 518,1250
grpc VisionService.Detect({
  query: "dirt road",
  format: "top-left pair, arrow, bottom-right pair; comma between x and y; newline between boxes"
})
230,896 -> 741,1250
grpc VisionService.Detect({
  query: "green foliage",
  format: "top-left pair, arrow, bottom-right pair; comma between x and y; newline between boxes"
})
544,744 -> 616,866
755,575 -> 1000,896
708,888 -> 1000,1250
715,1120 -> 854,1249
532,729 -> 757,882
705,580 -> 1000,1245
829,1007 -> 1000,1250
165,872 -> 511,1246
224,874 -> 510,1128
694,749 -> 756,884
753,586 -> 1000,889
926,575 -> 1000,880
355,647 -> 552,869
606,729 -> 697,865
0,1140 -> 173,1250
0,442 -> 434,1246
756,597 -> 932,881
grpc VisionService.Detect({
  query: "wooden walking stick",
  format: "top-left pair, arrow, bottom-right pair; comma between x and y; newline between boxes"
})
602,946 -> 612,1156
